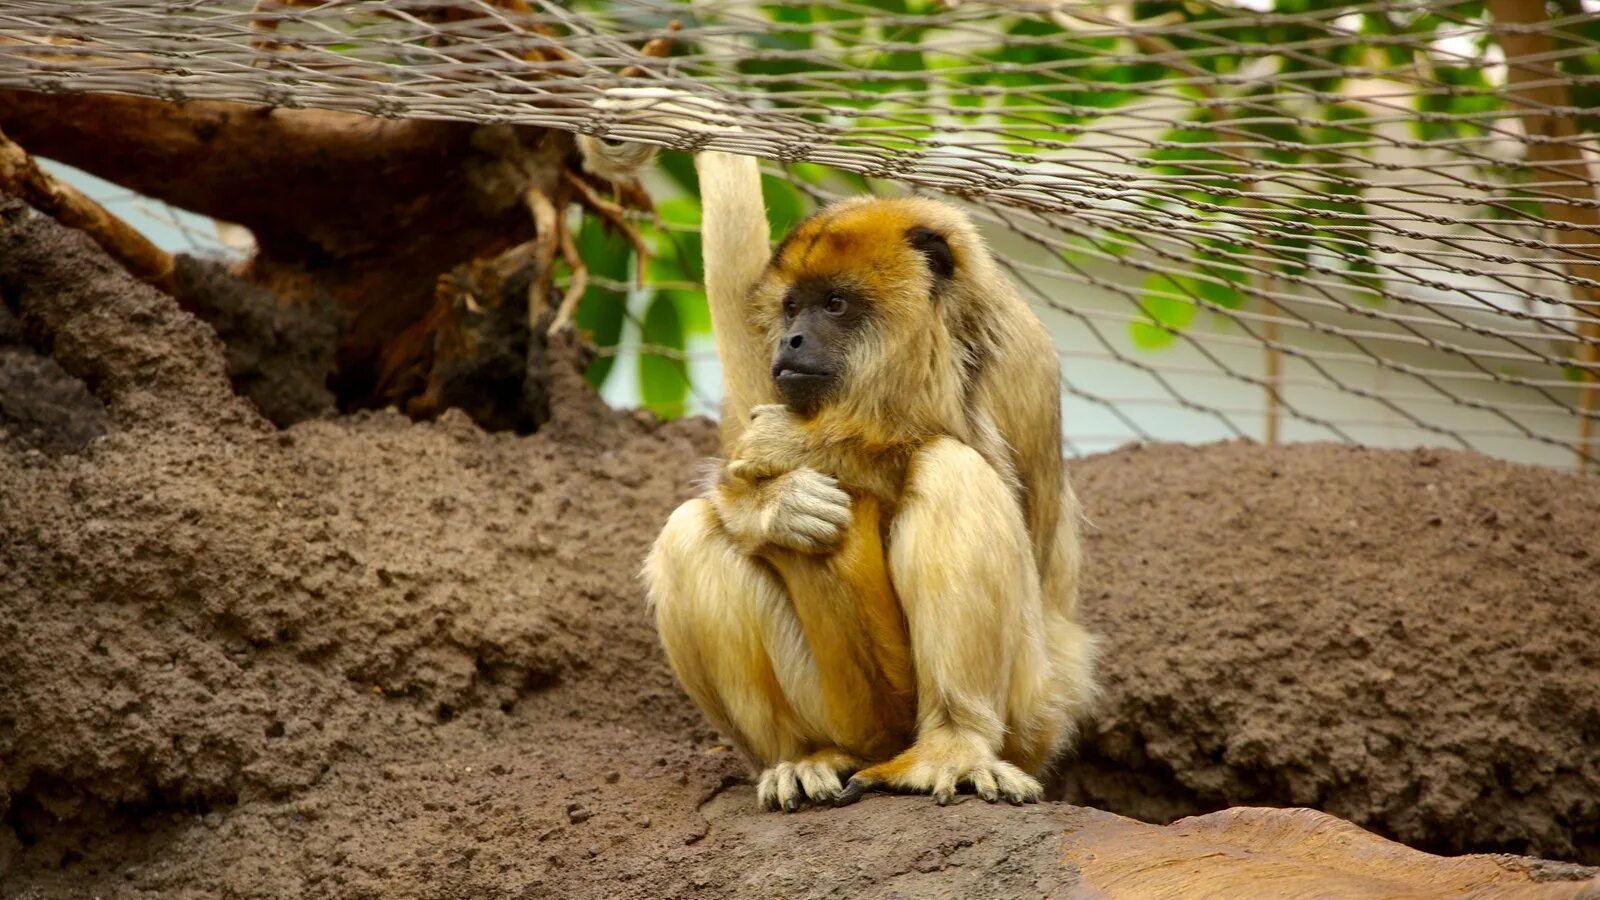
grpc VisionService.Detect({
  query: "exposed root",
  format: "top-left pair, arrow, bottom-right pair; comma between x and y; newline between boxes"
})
524,186 -> 563,324
549,219 -> 590,336
564,170 -> 652,288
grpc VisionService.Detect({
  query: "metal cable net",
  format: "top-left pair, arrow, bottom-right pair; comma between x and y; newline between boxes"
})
2,0 -> 1599,468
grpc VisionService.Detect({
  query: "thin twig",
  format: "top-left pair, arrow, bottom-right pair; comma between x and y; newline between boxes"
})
618,20 -> 683,78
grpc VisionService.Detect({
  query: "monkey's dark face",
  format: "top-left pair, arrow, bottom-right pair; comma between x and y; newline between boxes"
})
758,197 -> 967,422
771,278 -> 868,415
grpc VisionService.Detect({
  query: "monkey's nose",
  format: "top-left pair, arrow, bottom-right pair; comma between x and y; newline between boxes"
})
786,334 -> 803,349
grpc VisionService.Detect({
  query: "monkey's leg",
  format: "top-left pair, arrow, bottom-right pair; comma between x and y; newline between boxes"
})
838,438 -> 1051,807
644,497 -> 858,810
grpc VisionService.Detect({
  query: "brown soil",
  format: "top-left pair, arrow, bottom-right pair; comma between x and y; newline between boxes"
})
0,305 -> 108,455
1,196 -> 1598,897
170,255 -> 341,428
1060,441 -> 1600,864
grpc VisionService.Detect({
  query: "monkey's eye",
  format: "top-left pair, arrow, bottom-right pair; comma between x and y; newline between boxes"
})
783,300 -> 798,318
824,296 -> 847,316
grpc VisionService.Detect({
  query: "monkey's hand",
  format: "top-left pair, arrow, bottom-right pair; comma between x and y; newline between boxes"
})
726,404 -> 810,482
712,466 -> 851,555
576,87 -> 740,182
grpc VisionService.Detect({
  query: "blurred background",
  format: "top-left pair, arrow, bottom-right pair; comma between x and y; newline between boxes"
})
13,0 -> 1600,469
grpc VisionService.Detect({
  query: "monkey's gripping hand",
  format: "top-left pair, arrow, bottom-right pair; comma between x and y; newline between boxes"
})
725,404 -> 810,482
713,406 -> 850,554
575,87 -> 739,183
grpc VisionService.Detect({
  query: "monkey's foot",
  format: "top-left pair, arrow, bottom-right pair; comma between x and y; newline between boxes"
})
833,731 -> 1042,807
756,748 -> 862,812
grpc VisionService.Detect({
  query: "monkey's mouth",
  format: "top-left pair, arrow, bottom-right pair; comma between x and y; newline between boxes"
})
773,367 -> 836,411
773,366 -> 833,389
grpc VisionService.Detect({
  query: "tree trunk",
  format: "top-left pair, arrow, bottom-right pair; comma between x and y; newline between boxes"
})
1488,0 -> 1600,471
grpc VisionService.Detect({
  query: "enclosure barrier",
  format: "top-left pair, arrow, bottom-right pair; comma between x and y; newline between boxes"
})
1,0 -> 1597,469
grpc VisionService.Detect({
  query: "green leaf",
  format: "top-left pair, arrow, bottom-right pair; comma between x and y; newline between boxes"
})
1130,272 -> 1200,350
656,197 -> 701,230
1130,320 -> 1176,350
667,289 -> 711,336
658,152 -> 698,197
639,293 -> 688,419
574,216 -> 632,388
762,173 -> 809,241
1193,271 -> 1245,310
650,199 -> 705,284
1315,104 -> 1370,146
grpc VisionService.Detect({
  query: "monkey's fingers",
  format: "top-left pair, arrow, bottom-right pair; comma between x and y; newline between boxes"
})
784,470 -> 852,523
786,513 -> 849,550
794,758 -> 845,803
725,458 -> 764,482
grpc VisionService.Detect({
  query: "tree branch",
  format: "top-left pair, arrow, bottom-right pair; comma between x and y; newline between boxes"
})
0,126 -> 175,292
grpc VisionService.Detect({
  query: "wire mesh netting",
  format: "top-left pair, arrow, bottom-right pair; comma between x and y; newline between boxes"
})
2,0 -> 1598,468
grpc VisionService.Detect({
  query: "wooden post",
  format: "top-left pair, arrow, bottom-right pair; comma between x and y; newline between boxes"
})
1263,287 -> 1282,446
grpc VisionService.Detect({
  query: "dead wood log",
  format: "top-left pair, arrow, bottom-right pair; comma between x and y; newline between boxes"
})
0,18 -> 677,426
0,90 -> 560,406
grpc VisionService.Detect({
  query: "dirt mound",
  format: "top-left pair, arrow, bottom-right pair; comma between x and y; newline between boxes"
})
0,305 -> 108,455
0,195 -> 1597,896
171,255 -> 341,428
1063,441 -> 1600,864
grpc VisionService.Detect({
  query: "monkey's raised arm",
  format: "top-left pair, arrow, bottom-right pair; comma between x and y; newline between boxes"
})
575,90 -> 777,451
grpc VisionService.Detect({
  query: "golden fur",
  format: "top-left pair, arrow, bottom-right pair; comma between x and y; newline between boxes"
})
579,97 -> 1095,808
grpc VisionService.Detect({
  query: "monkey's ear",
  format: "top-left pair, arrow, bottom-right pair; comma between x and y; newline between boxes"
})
905,227 -> 955,281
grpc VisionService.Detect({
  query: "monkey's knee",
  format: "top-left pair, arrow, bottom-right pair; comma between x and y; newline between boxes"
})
644,496 -> 773,612
644,498 -> 719,603
644,498 -> 739,650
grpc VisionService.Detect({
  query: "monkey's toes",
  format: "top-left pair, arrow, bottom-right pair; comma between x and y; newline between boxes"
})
794,758 -> 844,803
917,761 -> 1042,807
756,763 -> 804,812
989,762 -> 1043,805
969,767 -> 1000,803
932,767 -> 961,806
